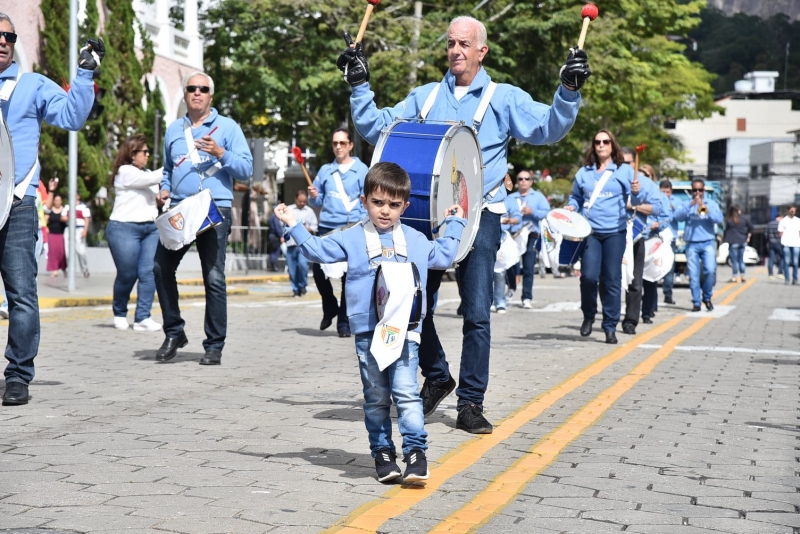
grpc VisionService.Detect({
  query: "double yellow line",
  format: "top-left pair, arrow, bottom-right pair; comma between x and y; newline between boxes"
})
325,278 -> 755,533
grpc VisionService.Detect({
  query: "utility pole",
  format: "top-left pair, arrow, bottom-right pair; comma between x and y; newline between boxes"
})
153,109 -> 162,170
785,42 -> 790,91
408,1 -> 423,88
67,0 -> 78,292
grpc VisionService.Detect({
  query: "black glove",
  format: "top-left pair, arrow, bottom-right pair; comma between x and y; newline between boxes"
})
336,42 -> 369,87
78,38 -> 105,77
559,47 -> 591,91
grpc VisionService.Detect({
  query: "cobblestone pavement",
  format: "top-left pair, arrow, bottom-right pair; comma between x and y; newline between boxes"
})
0,267 -> 798,533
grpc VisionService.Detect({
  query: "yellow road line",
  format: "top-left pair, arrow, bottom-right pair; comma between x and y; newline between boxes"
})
323,281 -> 738,533
430,277 -> 757,533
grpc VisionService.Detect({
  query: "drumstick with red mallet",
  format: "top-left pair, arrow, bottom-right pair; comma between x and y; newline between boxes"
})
292,147 -> 314,188
175,126 -> 218,168
577,3 -> 599,49
355,0 -> 381,44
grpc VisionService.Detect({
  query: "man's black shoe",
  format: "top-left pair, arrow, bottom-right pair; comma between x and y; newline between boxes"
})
156,332 -> 188,362
199,350 -> 222,365
704,300 -> 714,311
456,403 -> 493,434
664,298 -> 676,304
622,323 -> 636,335
320,317 -> 333,331
605,330 -> 618,344
338,325 -> 351,338
2,382 -> 29,406
580,318 -> 593,337
642,317 -> 653,324
691,305 -> 701,312
421,376 -> 456,417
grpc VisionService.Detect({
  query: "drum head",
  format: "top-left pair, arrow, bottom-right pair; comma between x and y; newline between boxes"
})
643,237 -> 675,282
547,208 -> 592,240
0,119 -> 15,230
430,125 -> 483,263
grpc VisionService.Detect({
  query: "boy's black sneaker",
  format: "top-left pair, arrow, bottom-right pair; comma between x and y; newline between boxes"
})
456,403 -> 493,434
374,449 -> 402,483
402,449 -> 429,485
420,376 -> 456,417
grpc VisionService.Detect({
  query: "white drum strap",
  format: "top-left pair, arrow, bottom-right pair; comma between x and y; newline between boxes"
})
472,82 -> 497,132
418,83 -> 441,120
363,220 -> 407,260
586,170 -> 613,211
0,76 -> 19,102
183,123 -> 222,185
332,171 -> 361,213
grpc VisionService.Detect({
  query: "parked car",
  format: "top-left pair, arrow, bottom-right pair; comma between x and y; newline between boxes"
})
716,242 -> 760,265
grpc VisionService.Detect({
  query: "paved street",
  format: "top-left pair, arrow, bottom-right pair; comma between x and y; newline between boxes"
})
0,267 -> 798,533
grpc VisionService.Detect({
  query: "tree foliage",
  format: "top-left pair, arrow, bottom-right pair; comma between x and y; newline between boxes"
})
202,0 -> 720,174
36,0 -> 155,212
687,7 -> 800,95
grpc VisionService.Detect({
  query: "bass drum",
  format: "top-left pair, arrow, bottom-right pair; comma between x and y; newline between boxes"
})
0,118 -> 15,230
371,120 -> 483,263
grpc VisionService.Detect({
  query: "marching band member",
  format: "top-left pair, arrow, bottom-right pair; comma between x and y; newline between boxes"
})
339,15 -> 588,433
153,72 -> 253,365
507,170 -> 551,308
566,130 -> 660,345
659,180 -> 682,304
0,13 -> 101,405
492,196 -> 521,314
674,179 -> 723,311
639,165 -> 673,324
307,128 -> 369,338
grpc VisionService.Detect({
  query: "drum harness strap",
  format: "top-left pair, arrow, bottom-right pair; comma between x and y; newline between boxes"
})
331,171 -> 361,213
0,72 -> 41,200
585,169 -> 613,213
182,121 -> 222,191
363,220 -> 408,262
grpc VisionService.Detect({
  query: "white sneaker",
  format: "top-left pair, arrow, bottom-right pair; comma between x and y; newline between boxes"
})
505,288 -> 515,300
522,299 -> 532,309
496,307 -> 507,314
114,317 -> 129,330
0,307 -> 8,319
133,318 -> 162,332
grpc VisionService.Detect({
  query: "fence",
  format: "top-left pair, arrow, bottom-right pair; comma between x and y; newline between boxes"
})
227,225 -> 278,272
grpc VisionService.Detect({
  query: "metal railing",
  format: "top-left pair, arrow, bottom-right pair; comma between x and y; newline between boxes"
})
227,226 -> 278,273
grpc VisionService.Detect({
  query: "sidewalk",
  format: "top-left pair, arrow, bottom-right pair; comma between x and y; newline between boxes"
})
34,271 -> 289,309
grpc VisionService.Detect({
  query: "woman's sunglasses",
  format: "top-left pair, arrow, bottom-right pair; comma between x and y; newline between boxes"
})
593,139 -> 611,146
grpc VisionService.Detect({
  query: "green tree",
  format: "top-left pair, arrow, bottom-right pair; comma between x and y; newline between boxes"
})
36,0 -> 154,215
202,0 -> 720,174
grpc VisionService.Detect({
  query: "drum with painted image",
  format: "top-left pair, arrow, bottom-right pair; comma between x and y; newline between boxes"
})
371,120 -> 483,263
643,236 -> 675,282
0,118 -> 15,230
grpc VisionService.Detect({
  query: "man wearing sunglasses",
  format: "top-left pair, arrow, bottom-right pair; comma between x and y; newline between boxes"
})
339,15 -> 588,434
506,170 -> 550,308
153,71 -> 253,366
0,12 -> 104,406
673,179 -> 723,311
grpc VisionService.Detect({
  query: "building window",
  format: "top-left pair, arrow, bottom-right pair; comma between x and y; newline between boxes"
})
736,118 -> 746,131
751,165 -> 758,179
761,164 -> 770,177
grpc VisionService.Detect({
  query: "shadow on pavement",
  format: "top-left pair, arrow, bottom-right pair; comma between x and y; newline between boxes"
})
131,349 -> 206,363
281,327 -> 340,337
230,447 -> 374,480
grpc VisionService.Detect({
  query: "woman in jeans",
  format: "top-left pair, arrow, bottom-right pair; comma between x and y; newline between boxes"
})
723,205 -> 752,283
107,134 -> 162,331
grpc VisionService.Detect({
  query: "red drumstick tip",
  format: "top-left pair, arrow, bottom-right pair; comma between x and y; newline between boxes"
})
581,3 -> 599,20
635,144 -> 647,153
292,146 -> 304,165
367,0 -> 380,5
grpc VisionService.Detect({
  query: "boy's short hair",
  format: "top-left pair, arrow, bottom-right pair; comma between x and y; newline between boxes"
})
363,162 -> 411,202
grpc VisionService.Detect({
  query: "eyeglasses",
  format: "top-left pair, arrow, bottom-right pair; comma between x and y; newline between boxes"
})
332,141 -> 350,147
135,149 -> 151,155
185,85 -> 210,94
517,176 -> 532,181
593,139 -> 611,146
692,188 -> 704,193
0,32 -> 17,43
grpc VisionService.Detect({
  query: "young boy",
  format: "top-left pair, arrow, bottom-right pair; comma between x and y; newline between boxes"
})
275,162 -> 466,484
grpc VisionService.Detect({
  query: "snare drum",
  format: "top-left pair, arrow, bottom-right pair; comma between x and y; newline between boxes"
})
0,118 -> 15,230
545,209 -> 591,266
630,217 -> 646,243
643,237 -> 675,282
374,263 -> 423,330
155,189 -> 224,250
371,120 -> 483,263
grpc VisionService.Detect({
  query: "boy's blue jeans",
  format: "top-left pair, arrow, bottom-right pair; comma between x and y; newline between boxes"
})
355,334 -> 427,457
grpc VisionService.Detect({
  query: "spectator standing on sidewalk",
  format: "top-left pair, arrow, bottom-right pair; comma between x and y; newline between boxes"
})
722,205 -> 752,283
107,134 -> 162,332
267,209 -> 284,272
63,193 -> 91,277
766,214 -> 784,280
44,191 -> 68,277
778,205 -> 800,286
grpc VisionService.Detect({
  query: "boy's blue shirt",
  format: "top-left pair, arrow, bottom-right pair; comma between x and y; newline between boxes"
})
307,158 -> 369,227
567,163 -> 661,233
286,217 -> 466,335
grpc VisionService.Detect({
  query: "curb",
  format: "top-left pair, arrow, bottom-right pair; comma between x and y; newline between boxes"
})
178,274 -> 289,286
38,287 -> 250,309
